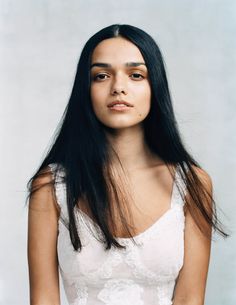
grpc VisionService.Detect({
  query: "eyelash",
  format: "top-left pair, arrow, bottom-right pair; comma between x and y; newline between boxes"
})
92,73 -> 145,81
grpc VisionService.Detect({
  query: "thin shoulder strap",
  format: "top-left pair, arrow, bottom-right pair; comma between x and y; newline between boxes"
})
48,163 -> 68,222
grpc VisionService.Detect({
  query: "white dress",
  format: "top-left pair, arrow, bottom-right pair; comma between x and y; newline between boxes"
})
48,163 -> 188,305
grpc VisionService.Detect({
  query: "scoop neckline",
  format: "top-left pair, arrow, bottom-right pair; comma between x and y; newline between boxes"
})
76,164 -> 180,241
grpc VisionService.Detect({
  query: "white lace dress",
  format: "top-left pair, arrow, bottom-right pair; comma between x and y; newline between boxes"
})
48,163 -> 188,305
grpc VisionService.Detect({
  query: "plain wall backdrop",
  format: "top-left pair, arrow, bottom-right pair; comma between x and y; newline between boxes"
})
0,0 -> 235,304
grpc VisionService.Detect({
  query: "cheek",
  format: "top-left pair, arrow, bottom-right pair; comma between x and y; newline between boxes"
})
90,84 -> 107,109
135,85 -> 151,115
135,105 -> 150,119
134,81 -> 151,99
90,85 -> 98,105
136,85 -> 151,105
90,86 -> 107,120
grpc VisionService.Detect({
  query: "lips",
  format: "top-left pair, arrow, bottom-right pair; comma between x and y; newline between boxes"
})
107,100 -> 134,108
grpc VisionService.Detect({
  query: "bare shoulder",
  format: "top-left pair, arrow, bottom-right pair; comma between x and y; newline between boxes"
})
185,164 -> 213,221
192,165 -> 213,204
191,164 -> 213,188
29,165 -> 60,214
30,165 -> 53,189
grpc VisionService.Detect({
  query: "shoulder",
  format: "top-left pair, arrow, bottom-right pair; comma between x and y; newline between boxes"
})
190,164 -> 213,195
184,164 -> 213,237
29,165 -> 60,215
31,165 -> 54,189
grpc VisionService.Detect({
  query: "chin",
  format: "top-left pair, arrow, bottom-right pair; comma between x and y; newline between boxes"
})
102,120 -> 144,131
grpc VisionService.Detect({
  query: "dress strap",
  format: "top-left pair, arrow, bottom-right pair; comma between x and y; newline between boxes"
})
48,163 -> 69,223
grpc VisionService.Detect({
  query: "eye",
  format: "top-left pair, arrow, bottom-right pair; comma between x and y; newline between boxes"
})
131,73 -> 144,80
93,73 -> 109,81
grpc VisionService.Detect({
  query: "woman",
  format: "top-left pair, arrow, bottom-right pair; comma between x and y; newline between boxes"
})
27,24 -> 228,305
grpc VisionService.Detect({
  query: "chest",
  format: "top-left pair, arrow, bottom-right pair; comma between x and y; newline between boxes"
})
129,169 -> 174,214
78,166 -> 176,238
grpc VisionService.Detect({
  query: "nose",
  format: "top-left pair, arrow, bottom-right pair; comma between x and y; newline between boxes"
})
110,76 -> 128,96
111,88 -> 127,95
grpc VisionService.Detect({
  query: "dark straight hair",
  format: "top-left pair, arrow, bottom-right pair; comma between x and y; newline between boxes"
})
27,24 -> 229,252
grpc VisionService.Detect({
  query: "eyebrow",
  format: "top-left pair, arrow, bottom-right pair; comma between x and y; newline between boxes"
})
90,62 -> 147,69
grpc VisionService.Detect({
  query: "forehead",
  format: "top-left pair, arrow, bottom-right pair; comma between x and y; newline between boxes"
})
91,37 -> 145,63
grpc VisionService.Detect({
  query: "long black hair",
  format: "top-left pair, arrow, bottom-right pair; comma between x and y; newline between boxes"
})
27,24 -> 229,251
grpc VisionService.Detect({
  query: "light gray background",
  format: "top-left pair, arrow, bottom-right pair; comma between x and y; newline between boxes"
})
0,0 -> 235,304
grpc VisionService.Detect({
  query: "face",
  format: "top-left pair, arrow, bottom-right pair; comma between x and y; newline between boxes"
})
90,37 -> 151,130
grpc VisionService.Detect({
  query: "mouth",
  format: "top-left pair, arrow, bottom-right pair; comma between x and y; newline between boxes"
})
108,104 -> 133,111
107,100 -> 134,111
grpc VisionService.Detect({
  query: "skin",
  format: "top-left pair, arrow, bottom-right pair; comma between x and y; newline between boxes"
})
90,36 -> 158,171
28,36 -> 212,305
90,37 -> 151,131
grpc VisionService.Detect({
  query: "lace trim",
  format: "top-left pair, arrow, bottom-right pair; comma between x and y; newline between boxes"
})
48,163 -> 69,229
97,279 -> 144,305
86,251 -> 123,284
121,242 -> 180,285
65,281 -> 88,305
59,268 -> 88,305
156,282 -> 175,305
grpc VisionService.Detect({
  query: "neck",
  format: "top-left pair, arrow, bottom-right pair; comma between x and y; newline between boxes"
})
105,124 -> 163,172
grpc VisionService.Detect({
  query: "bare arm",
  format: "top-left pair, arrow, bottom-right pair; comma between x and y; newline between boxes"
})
27,168 -> 61,305
173,167 -> 213,305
